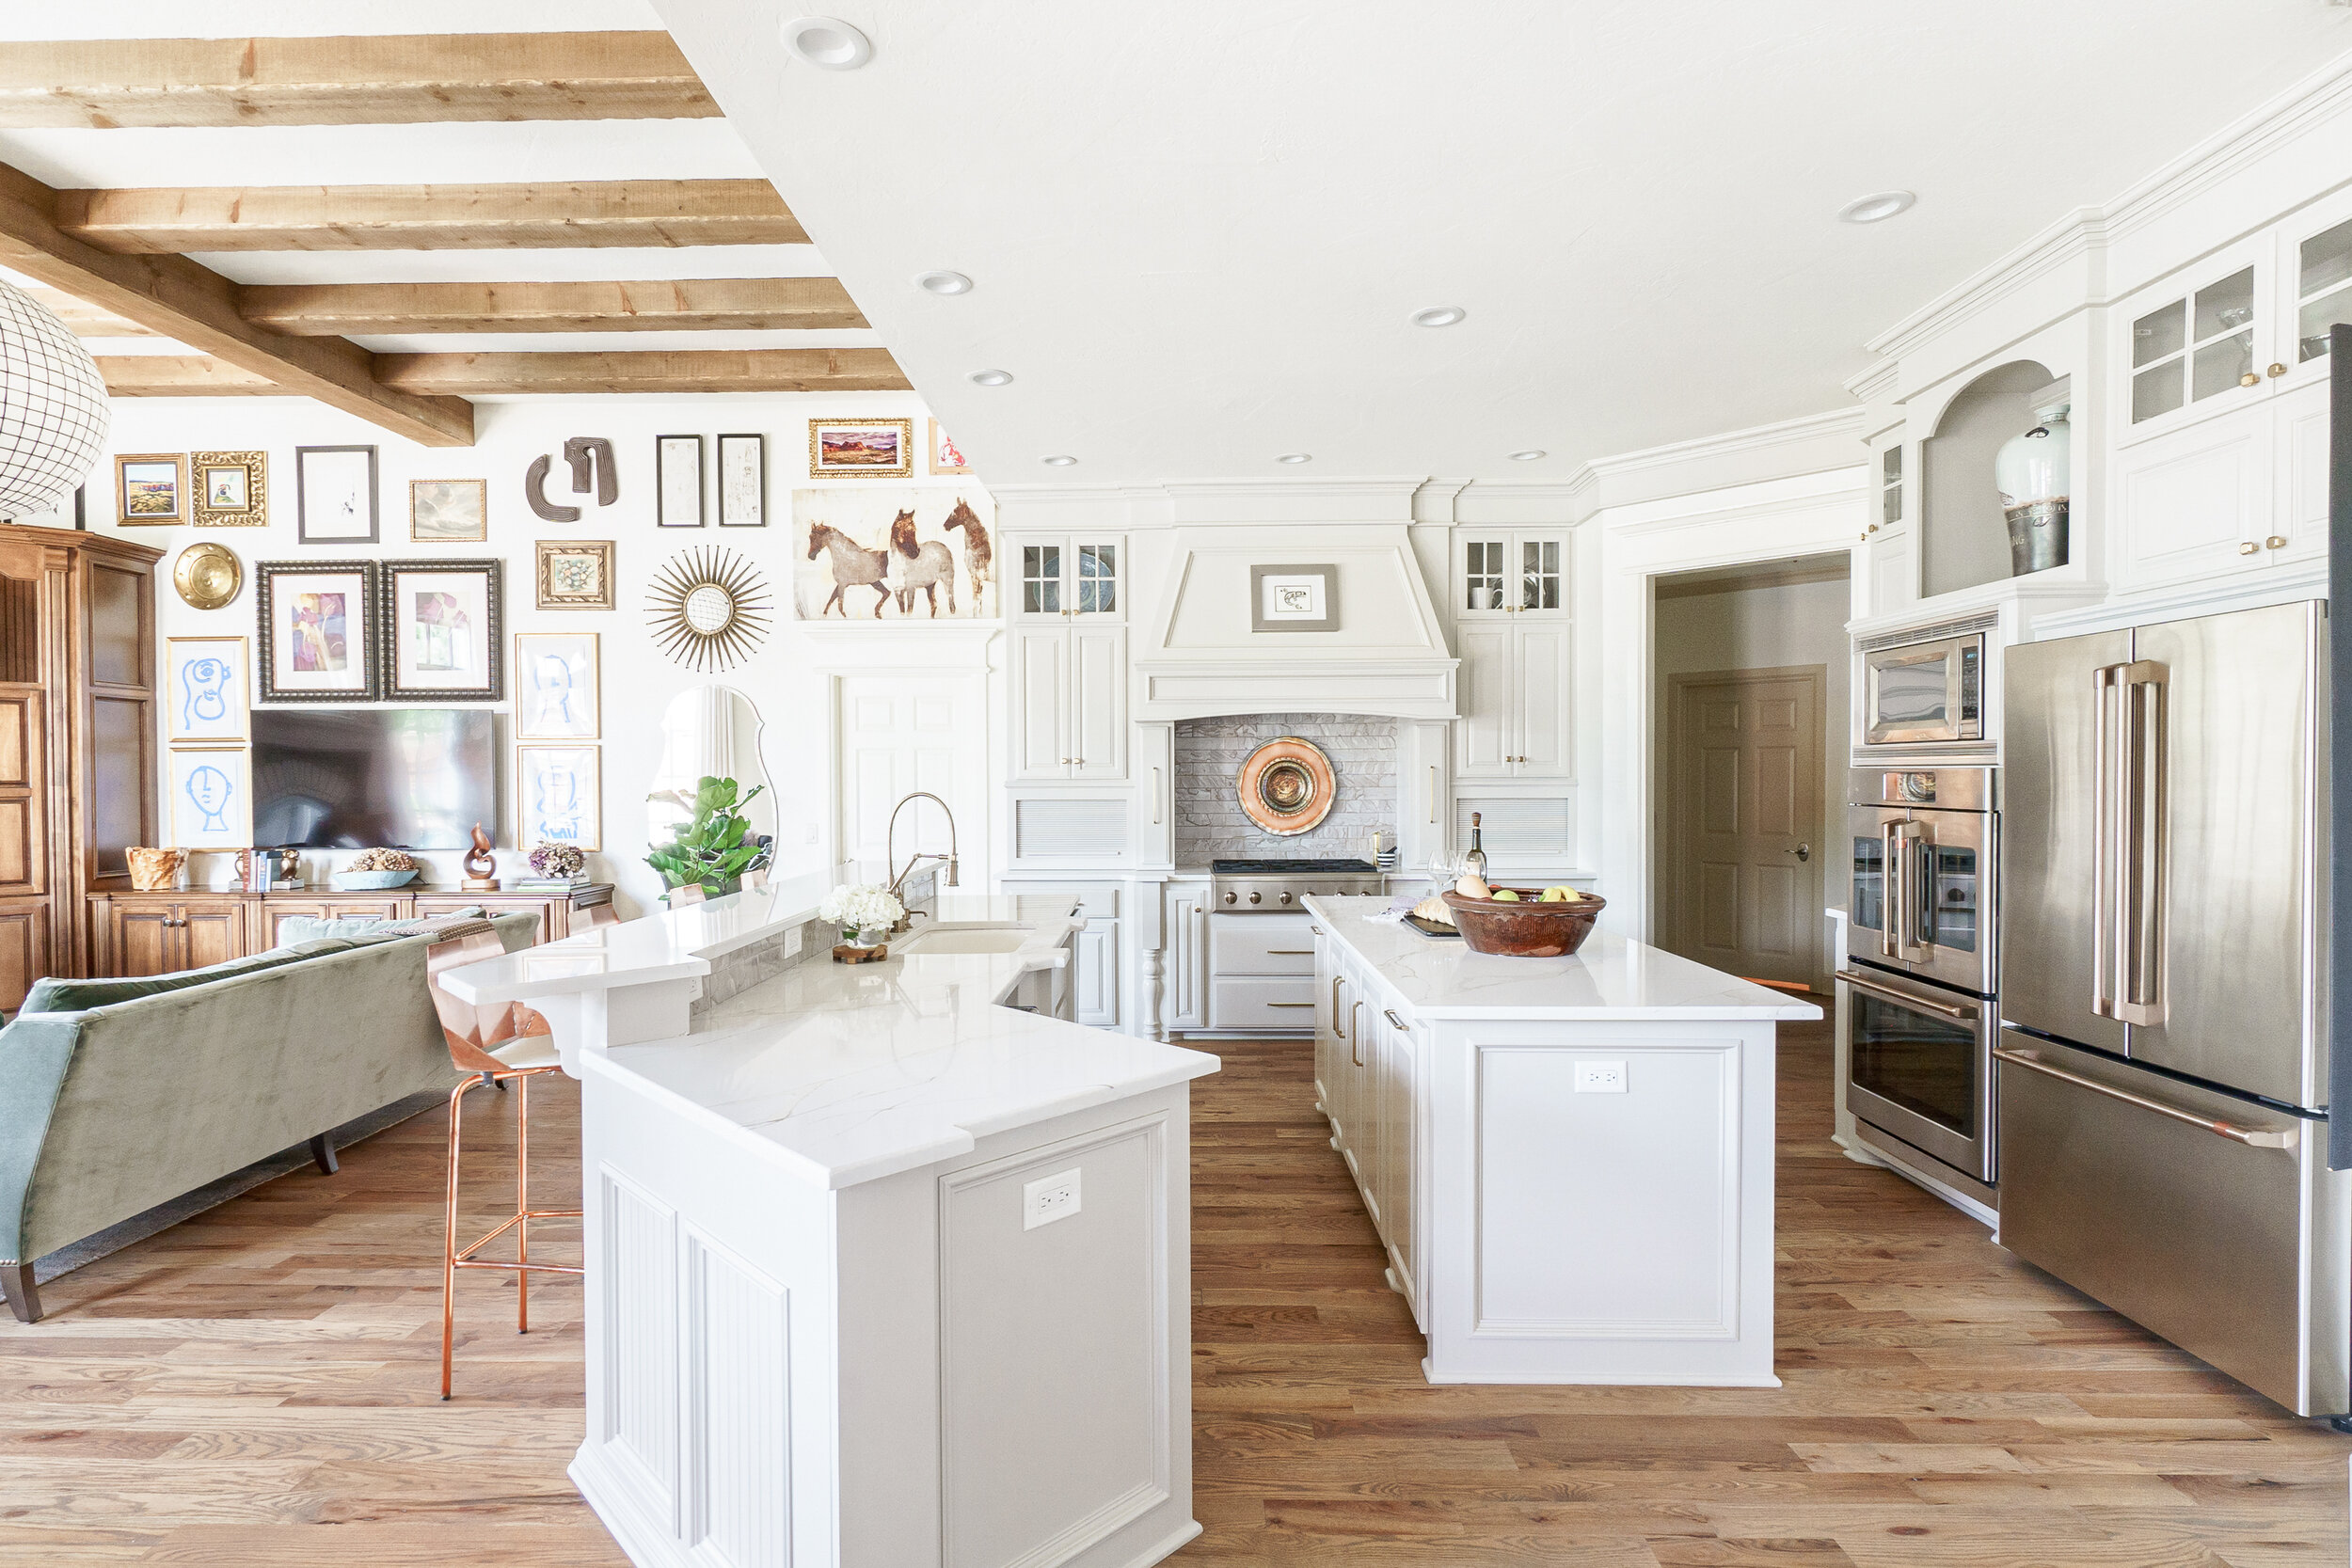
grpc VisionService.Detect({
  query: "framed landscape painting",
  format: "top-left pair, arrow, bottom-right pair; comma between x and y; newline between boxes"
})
381,560 -> 501,702
166,635 -> 248,743
410,479 -> 487,542
257,561 -> 377,702
808,418 -> 913,479
115,453 -> 187,526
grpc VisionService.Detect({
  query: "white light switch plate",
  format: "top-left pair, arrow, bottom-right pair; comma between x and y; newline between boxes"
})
1024,1168 -> 1082,1229
1575,1060 -> 1627,1093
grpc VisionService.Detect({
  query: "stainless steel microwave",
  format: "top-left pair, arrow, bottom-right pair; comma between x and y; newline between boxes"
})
1862,631 -> 1984,745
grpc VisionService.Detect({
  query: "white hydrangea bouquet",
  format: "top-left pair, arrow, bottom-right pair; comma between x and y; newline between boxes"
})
818,881 -> 903,948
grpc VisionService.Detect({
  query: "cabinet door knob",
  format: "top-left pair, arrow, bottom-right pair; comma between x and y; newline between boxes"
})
2240,541 -> 2262,556
2266,535 -> 2288,550
2240,372 -> 2261,388
2269,362 -> 2290,378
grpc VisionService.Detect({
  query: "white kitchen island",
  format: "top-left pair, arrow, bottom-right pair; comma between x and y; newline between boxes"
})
1305,895 -> 1820,1386
443,878 -> 1218,1568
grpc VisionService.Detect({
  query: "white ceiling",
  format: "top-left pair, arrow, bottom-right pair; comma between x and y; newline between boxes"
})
655,0 -> 2352,483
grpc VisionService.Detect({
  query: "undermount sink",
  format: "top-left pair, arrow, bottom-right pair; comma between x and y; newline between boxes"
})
893,927 -> 1034,956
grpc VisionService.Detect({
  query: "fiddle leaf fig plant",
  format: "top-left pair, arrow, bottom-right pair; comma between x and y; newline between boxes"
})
645,775 -> 773,896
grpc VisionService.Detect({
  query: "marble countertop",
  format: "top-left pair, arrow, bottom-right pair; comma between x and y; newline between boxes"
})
439,863 -> 1019,1005
1305,895 -> 1823,1022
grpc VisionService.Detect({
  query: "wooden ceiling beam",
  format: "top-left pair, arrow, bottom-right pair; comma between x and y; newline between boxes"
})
57,181 -> 806,253
373,348 -> 911,395
0,32 -> 716,128
0,163 -> 473,445
239,277 -> 866,334
98,356 -> 277,396
14,280 -> 155,336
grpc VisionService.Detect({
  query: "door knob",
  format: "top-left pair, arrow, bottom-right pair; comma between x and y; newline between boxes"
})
1785,843 -> 1812,863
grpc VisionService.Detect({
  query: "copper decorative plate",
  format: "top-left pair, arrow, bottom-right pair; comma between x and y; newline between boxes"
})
172,542 -> 242,610
1236,736 -> 1336,836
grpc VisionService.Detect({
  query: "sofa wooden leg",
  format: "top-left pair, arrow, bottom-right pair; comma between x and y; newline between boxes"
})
2,1264 -> 40,1324
309,1133 -> 339,1176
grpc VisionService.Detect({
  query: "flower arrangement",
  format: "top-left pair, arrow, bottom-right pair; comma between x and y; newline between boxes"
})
528,842 -> 585,879
818,881 -> 903,945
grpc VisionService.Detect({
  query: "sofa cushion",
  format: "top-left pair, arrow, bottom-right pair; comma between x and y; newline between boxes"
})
20,947 -> 317,1015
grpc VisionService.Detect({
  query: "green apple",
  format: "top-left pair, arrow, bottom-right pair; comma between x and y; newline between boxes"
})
1491,888 -> 1520,901
1539,886 -> 1569,902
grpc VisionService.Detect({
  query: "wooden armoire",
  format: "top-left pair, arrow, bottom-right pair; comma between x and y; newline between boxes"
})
0,522 -> 161,1010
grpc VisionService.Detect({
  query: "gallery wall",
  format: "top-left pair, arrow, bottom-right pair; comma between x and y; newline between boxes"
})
80,389 -> 996,917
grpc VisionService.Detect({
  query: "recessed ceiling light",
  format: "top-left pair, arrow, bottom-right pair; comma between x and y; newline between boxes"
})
780,15 -> 873,71
915,270 -> 972,295
1411,306 -> 1467,328
969,369 -> 1013,387
1041,454 -> 1078,467
1509,450 -> 1547,462
1837,190 -> 1916,225
1276,452 -> 1313,465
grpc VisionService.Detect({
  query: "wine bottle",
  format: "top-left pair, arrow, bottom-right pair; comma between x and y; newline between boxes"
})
1464,811 -> 1488,883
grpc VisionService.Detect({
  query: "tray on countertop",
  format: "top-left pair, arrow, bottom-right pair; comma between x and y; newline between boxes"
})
1403,912 -> 1461,940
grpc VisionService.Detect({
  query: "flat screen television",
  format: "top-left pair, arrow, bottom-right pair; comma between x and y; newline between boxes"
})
250,708 -> 497,849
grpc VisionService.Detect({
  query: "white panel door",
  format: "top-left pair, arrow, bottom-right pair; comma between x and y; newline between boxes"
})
1513,625 -> 1572,779
1069,625 -> 1126,780
1009,626 -> 1069,781
837,674 -> 968,876
1453,623 -> 1514,780
1165,888 -> 1206,1032
1073,918 -> 1119,1027
2116,406 -> 2271,587
2274,379 -> 2330,565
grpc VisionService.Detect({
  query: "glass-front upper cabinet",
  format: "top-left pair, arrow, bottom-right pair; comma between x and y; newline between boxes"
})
1015,535 -> 1122,619
1880,444 -> 1903,530
1456,531 -> 1570,618
2129,261 -> 2260,427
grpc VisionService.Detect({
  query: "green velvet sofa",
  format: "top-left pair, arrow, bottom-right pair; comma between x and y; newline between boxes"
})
0,912 -> 536,1323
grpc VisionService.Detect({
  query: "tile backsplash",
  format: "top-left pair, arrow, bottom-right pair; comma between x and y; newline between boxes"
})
1174,713 -> 1397,864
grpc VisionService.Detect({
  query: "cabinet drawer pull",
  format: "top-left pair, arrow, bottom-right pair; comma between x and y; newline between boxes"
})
1383,1008 -> 1407,1029
2239,371 -> 2261,388
1267,948 -> 1314,956
1350,1001 -> 1365,1066
1265,1001 -> 1315,1008
1310,925 -> 1325,935
2239,542 -> 2261,556
2265,535 -> 2288,550
2269,362 -> 2290,378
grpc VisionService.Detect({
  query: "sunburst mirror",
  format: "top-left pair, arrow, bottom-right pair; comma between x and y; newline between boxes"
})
646,546 -> 772,673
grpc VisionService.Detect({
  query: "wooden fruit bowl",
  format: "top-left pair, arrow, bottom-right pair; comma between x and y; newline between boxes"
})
1438,888 -> 1607,958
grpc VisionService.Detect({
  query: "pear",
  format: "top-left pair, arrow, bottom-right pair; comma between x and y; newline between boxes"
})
1454,873 -> 1491,899
1491,888 -> 1521,902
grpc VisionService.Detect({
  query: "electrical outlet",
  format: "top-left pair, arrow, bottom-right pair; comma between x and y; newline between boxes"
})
783,924 -> 803,957
1023,1168 -> 1082,1230
803,824 -> 819,844
1575,1060 -> 1627,1094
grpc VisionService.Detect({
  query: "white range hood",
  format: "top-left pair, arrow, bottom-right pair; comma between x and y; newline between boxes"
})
1134,525 -> 1458,721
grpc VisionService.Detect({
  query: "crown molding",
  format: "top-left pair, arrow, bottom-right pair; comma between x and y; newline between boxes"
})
1843,356 -> 1902,404
1581,407 -> 1867,482
1864,209 -> 2108,363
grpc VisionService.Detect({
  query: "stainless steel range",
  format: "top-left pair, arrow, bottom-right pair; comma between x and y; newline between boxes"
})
1211,857 -> 1383,911
1204,858 -> 1383,1034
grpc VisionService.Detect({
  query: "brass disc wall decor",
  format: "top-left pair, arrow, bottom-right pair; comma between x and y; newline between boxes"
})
1236,736 -> 1337,835
171,541 -> 243,610
645,545 -> 772,673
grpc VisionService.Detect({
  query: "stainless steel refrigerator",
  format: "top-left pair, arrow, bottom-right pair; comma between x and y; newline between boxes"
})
2000,599 -> 2348,1417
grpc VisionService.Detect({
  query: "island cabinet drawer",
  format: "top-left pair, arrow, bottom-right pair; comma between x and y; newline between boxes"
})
1210,975 -> 1317,1030
1210,913 -> 1317,975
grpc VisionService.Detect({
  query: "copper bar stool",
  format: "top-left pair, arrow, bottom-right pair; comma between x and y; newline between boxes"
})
426,927 -> 582,1401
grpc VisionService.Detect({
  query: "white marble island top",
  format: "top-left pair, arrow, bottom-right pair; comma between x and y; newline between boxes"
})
1304,895 -> 1822,1022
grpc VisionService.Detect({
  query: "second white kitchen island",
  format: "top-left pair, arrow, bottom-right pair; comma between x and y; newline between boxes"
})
1305,895 -> 1820,1386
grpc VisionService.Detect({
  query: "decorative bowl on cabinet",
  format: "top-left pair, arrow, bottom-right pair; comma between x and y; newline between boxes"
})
1439,889 -> 1607,958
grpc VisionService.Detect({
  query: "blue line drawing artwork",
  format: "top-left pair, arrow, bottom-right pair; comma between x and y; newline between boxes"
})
183,764 -> 232,833
180,655 -> 232,735
529,756 -> 585,845
529,652 -> 577,732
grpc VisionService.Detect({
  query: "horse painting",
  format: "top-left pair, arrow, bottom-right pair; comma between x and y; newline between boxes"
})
806,521 -> 892,617
940,497 -> 992,611
889,509 -> 958,617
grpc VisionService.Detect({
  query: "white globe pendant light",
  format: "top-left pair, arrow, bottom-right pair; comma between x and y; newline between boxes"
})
0,280 -> 110,517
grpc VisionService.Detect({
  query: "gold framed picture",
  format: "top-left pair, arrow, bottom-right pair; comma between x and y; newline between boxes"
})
115,452 -> 188,526
808,417 -> 913,479
410,479 -> 487,543
929,419 -> 972,475
535,539 -> 615,610
192,451 -> 267,528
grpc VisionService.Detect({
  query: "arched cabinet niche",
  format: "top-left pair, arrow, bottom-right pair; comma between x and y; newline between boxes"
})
1921,359 -> 2069,598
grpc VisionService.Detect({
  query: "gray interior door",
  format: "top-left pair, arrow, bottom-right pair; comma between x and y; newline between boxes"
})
2000,629 -> 2130,1055
2125,603 -> 2323,1106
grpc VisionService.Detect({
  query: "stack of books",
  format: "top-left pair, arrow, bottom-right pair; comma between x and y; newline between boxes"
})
513,874 -> 590,892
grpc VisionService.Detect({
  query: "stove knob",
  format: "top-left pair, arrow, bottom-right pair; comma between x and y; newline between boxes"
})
1248,892 -> 1263,904
1279,892 -> 1294,904
1223,891 -> 1236,904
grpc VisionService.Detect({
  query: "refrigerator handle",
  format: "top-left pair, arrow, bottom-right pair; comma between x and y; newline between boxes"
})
2116,661 -> 2168,1026
1993,1046 -> 2289,1148
2091,663 -> 2116,1018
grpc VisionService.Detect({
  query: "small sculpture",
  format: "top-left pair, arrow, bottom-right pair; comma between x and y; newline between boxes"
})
523,453 -> 581,524
463,823 -> 500,891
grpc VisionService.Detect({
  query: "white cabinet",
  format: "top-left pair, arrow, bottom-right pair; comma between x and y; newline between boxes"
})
1373,1002 -> 1418,1301
1454,530 -> 1569,618
1073,917 -> 1119,1026
1163,882 -> 1208,1034
1009,623 -> 1127,781
1312,938 -> 1417,1319
1454,620 -> 1573,781
1012,534 -> 1123,619
2114,378 -> 2326,588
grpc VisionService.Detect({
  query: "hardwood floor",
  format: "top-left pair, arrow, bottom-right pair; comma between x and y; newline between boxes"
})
1,1022 -> 2343,1564
1179,1020 -> 2352,1566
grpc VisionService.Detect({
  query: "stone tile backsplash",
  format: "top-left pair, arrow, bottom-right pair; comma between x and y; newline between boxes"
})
1174,712 -> 1397,864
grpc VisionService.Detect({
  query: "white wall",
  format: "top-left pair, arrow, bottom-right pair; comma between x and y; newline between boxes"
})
81,389 -> 992,918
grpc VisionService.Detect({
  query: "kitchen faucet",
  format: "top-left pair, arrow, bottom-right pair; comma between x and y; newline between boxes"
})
884,791 -> 960,929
